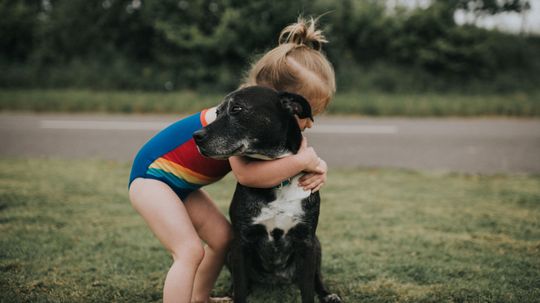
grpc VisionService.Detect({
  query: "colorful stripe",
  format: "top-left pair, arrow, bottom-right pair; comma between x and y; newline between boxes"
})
200,109 -> 209,127
146,168 -> 200,190
148,157 -> 218,185
162,139 -> 231,178
130,108 -> 232,198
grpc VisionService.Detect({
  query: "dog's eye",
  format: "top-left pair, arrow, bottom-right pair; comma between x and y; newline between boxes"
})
230,105 -> 243,114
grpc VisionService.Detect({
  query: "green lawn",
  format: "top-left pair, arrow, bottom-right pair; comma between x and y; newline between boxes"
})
1,89 -> 539,116
1,158 -> 539,302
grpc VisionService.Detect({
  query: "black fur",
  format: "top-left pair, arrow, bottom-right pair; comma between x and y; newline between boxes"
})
194,86 -> 341,303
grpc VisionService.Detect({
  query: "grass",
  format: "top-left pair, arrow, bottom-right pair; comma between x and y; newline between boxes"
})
1,89 -> 540,117
1,158 -> 539,302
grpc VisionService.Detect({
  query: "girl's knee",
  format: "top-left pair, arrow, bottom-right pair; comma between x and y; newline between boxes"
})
171,240 -> 205,265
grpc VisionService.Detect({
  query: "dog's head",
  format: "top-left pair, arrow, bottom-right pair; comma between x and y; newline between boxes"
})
193,86 -> 313,160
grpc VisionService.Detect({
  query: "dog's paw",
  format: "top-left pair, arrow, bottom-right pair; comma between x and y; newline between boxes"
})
321,293 -> 342,303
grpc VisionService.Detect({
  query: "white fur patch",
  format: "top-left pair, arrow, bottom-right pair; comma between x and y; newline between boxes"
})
205,106 -> 218,124
252,175 -> 311,239
324,294 -> 342,302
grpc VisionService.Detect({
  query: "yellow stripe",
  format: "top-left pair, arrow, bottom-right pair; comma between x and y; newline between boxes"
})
149,158 -> 217,184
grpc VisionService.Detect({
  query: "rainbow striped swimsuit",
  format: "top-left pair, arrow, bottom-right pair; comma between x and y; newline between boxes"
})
129,109 -> 231,200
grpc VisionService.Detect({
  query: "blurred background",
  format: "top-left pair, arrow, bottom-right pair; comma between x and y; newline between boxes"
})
1,1 -> 540,302
1,0 -> 539,95
1,0 -> 539,168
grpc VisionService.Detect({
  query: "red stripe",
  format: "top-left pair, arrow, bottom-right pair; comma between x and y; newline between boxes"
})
162,138 -> 231,178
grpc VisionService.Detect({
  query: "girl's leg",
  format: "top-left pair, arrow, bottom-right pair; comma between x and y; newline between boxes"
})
129,178 -> 205,303
184,189 -> 234,303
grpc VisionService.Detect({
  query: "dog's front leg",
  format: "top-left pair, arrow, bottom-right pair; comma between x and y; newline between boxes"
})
294,238 -> 317,303
230,240 -> 249,303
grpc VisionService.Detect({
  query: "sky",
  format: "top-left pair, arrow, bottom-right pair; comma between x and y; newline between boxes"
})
394,0 -> 540,34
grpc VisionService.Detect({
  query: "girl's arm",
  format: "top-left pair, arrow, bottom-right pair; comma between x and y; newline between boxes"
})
229,137 -> 324,188
299,158 -> 327,192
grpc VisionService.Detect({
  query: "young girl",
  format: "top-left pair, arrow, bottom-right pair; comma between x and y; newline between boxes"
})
128,17 -> 336,303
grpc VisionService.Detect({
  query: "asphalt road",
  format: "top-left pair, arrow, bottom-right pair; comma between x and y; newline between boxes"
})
1,113 -> 539,174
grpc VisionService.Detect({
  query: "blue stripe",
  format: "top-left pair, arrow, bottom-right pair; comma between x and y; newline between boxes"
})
146,168 -> 200,190
129,111 -> 203,187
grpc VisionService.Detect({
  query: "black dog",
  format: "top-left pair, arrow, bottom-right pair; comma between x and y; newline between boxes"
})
193,86 -> 341,303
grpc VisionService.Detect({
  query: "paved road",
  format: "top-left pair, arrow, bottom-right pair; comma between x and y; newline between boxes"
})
1,113 -> 539,174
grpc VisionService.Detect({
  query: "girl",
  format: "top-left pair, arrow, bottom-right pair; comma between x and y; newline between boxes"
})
128,17 -> 336,303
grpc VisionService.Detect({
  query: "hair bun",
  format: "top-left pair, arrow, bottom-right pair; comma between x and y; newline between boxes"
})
279,17 -> 328,51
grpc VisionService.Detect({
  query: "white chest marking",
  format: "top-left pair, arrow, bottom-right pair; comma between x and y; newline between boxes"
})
252,175 -> 311,239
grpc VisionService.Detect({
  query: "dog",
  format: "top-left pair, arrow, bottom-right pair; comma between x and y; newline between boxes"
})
193,86 -> 342,303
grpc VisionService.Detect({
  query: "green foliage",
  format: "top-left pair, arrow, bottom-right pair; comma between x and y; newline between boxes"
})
0,0 -> 539,93
144,0 -> 313,89
330,1 -> 540,92
0,0 -> 41,61
1,158 -> 539,302
446,0 -> 531,15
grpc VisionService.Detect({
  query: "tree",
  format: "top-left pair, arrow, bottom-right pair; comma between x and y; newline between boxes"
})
444,0 -> 531,15
145,0 -> 313,89
0,0 -> 41,62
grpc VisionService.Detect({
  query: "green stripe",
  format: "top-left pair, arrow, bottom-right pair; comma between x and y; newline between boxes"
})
146,168 -> 200,190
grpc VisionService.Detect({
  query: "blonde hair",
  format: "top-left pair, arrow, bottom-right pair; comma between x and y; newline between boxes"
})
241,17 -> 336,115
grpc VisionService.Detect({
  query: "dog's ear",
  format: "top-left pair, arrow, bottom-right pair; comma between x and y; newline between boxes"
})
278,92 -> 314,121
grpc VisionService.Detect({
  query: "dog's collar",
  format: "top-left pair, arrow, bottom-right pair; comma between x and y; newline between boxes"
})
272,178 -> 291,189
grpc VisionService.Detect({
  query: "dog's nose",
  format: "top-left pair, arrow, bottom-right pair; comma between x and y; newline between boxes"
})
193,129 -> 207,143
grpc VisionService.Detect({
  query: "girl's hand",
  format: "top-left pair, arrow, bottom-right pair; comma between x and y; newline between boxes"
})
296,136 -> 324,174
229,137 -> 323,188
299,158 -> 327,192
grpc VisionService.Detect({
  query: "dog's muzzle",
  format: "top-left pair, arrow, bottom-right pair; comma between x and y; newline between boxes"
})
193,129 -> 207,145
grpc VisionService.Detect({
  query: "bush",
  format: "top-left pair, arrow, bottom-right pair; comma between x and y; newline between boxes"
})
0,0 -> 539,93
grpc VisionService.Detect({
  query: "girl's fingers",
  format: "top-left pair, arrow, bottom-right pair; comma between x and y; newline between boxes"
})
299,173 -> 314,183
302,177 -> 324,191
308,180 -> 323,192
300,175 -> 318,187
